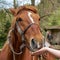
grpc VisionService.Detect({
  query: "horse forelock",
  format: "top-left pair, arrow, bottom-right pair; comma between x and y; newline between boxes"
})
16,6 -> 37,15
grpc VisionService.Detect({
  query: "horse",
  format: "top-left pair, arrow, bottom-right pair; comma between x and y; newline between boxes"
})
0,5 -> 56,60
0,6 -> 43,60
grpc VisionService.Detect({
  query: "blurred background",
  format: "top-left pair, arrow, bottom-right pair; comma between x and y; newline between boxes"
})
0,0 -> 60,53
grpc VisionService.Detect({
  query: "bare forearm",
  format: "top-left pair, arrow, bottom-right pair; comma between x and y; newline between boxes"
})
32,47 -> 60,58
47,48 -> 60,58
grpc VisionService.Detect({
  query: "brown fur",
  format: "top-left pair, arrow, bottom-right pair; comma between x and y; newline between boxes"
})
0,5 -> 55,60
0,6 -> 41,60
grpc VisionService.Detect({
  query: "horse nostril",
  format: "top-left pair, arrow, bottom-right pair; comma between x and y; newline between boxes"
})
31,39 -> 35,44
31,39 -> 37,49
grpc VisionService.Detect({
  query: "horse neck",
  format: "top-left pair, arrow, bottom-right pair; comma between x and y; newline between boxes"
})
0,29 -> 38,60
0,29 -> 22,60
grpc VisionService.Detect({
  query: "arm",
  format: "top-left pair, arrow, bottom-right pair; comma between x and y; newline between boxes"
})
32,47 -> 60,58
47,47 -> 60,58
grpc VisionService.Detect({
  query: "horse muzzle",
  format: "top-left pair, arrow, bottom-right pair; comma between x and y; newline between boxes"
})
30,38 -> 43,52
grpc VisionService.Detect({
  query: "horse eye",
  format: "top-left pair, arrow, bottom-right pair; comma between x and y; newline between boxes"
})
17,18 -> 22,21
39,18 -> 40,21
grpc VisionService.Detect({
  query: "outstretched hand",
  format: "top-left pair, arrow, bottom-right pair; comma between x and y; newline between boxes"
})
31,47 -> 48,56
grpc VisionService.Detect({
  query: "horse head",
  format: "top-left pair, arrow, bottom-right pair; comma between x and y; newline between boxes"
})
10,6 -> 44,52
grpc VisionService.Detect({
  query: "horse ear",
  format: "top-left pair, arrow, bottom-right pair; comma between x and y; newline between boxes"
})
10,8 -> 16,16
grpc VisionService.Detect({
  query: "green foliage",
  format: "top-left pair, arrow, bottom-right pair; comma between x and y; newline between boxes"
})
48,8 -> 60,26
0,9 -> 12,48
37,0 -> 60,28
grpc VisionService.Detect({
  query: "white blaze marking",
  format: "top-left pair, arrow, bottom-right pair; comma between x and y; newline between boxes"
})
28,12 -> 35,23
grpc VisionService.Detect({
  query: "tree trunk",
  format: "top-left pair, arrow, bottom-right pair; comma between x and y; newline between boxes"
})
31,0 -> 35,6
13,0 -> 17,8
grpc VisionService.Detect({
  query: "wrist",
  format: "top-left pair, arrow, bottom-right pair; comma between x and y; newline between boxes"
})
44,47 -> 49,52
45,47 -> 51,52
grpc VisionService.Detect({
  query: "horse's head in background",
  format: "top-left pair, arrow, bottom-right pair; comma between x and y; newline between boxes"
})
10,6 -> 43,52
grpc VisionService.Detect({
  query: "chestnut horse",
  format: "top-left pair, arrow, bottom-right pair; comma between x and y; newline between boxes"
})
0,6 -> 55,60
0,6 -> 43,60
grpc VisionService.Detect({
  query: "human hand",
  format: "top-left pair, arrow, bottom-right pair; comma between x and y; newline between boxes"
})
31,47 -> 48,56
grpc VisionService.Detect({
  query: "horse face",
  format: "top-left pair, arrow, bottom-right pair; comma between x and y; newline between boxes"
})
16,11 -> 43,50
10,6 -> 44,51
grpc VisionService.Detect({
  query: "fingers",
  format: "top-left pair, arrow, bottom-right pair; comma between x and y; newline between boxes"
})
31,49 -> 44,56
31,50 -> 41,56
31,47 -> 47,56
